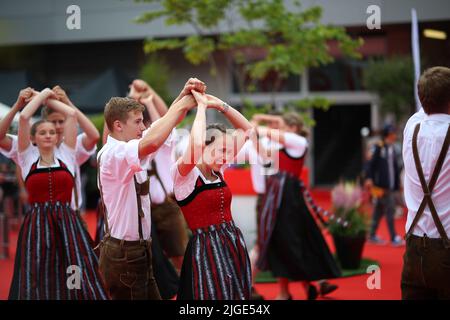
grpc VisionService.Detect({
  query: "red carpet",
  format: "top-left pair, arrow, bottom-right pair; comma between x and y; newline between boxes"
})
0,191 -> 406,300
252,189 -> 405,300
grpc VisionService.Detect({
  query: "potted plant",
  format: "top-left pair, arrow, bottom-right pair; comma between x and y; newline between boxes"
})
328,182 -> 369,269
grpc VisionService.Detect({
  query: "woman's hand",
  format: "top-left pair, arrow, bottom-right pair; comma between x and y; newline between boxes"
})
52,85 -> 72,106
139,94 -> 155,107
181,78 -> 207,98
191,90 -> 208,109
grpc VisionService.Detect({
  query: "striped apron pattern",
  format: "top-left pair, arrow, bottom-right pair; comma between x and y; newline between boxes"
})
187,221 -> 251,300
256,172 -> 286,270
9,202 -> 109,300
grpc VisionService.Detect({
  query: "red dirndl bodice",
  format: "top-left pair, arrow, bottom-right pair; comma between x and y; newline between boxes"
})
176,172 -> 233,230
278,148 -> 306,176
25,158 -> 74,204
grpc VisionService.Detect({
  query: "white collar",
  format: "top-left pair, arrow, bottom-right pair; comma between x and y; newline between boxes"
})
197,167 -> 221,184
425,113 -> 450,123
106,134 -> 122,145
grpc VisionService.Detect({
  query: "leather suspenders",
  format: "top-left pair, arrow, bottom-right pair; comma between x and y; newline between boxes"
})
147,159 -> 169,202
97,153 -> 111,241
406,123 -> 450,248
97,152 -> 150,244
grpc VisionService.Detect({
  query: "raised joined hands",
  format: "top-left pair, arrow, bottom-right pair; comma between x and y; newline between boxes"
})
17,87 -> 34,107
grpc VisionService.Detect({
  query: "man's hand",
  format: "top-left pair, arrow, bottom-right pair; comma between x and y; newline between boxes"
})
129,79 -> 153,101
179,78 -> 206,100
16,87 -> 34,108
132,79 -> 151,93
52,85 -> 72,106
173,93 -> 196,125
128,84 -> 141,101
139,94 -> 155,107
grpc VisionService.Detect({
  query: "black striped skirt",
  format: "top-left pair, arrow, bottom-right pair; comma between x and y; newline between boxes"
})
177,221 -> 252,300
257,173 -> 341,281
9,202 -> 109,300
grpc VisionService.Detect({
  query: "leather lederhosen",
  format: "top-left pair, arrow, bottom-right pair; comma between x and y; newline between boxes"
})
97,153 -> 161,300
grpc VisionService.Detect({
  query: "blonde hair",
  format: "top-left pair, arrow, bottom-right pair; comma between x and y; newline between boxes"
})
282,112 -> 309,137
104,97 -> 144,131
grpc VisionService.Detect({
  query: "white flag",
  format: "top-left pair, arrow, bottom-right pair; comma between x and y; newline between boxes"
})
411,8 -> 422,111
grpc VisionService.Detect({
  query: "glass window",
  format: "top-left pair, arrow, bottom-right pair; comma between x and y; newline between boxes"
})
309,59 -> 368,92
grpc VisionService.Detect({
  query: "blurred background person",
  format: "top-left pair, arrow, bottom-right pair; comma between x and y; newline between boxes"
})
365,124 -> 404,246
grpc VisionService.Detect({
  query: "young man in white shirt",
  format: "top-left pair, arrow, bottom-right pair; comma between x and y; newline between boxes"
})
97,79 -> 203,300
131,79 -> 189,275
401,66 -> 450,300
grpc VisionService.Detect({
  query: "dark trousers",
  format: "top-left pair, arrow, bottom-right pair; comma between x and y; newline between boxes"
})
401,235 -> 450,299
99,237 -> 161,300
151,198 -> 188,257
370,191 -> 397,241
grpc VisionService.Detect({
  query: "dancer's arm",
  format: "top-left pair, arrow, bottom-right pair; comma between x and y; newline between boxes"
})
206,94 -> 254,159
138,91 -> 196,160
171,78 -> 206,106
257,126 -> 307,154
45,99 -> 77,150
0,88 -> 33,150
18,89 -> 55,152
133,80 -> 169,116
252,114 -> 284,127
16,166 -> 28,205
255,126 -> 285,144
177,90 -> 206,176
53,86 -> 100,151
139,94 -> 161,123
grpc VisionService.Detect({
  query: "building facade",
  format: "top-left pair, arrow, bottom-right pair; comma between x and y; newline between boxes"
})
1,0 -> 449,185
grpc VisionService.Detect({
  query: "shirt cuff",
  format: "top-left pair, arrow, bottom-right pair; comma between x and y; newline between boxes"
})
124,139 -> 154,172
77,133 -> 97,155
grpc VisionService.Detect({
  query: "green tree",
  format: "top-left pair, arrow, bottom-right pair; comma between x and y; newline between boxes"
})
363,56 -> 415,122
134,0 -> 362,122
139,54 -> 173,105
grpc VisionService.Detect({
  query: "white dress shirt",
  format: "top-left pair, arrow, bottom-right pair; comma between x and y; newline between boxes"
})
1,133 -> 95,209
403,108 -> 450,238
97,130 -> 157,241
149,129 -> 177,205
